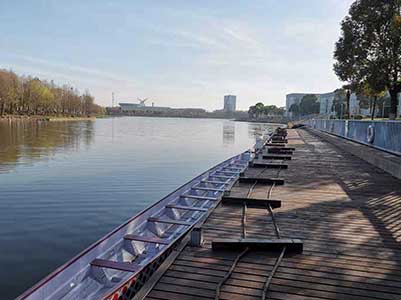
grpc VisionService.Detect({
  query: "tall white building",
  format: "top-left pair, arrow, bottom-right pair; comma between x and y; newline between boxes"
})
223,95 -> 236,112
318,92 -> 336,115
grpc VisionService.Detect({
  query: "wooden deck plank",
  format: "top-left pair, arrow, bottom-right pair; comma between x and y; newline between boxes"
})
143,128 -> 401,300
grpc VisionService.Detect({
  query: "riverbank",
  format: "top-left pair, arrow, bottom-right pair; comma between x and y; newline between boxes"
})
234,117 -> 288,124
0,115 -> 98,122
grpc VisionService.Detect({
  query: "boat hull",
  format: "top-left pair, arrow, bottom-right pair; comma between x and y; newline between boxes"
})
16,151 -> 252,300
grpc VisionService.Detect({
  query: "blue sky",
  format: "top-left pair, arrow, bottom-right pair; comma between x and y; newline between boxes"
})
0,0 -> 353,110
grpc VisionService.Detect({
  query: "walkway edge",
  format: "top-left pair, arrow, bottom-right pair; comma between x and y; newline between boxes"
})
306,127 -> 401,180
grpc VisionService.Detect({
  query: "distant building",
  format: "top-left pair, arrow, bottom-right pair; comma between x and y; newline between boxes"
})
318,92 -> 336,115
286,92 -> 336,117
223,95 -> 236,112
116,102 -> 206,117
285,94 -> 306,117
119,102 -> 142,111
349,93 -> 359,116
119,102 -> 170,112
286,90 -> 401,118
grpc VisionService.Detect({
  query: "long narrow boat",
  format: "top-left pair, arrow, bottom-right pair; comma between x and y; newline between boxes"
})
16,146 -> 261,300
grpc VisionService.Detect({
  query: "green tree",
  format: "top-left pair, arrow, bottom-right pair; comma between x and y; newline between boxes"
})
0,70 -> 19,115
248,105 -> 256,119
334,0 -> 401,119
248,103 -> 284,119
276,107 -> 285,116
360,80 -> 387,120
0,69 -> 103,116
263,105 -> 279,116
255,102 -> 264,118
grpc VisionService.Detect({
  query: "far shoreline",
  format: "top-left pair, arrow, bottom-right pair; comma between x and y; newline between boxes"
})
0,114 -> 288,125
105,113 -> 288,124
0,115 -> 98,122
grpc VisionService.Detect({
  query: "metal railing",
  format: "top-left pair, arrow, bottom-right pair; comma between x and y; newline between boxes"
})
288,113 -> 330,122
305,119 -> 401,156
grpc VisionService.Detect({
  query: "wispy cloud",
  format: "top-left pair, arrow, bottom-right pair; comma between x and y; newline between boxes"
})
0,1 -> 352,109
4,54 -> 140,86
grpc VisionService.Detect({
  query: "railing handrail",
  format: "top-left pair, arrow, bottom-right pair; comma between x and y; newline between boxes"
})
304,119 -> 401,157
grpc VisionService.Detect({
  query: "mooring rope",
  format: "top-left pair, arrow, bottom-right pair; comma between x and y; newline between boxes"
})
214,246 -> 249,300
215,140 -> 288,300
262,156 -> 286,300
214,197 -> 249,300
246,180 -> 258,198
242,202 -> 248,238
262,246 -> 287,300
267,203 -> 281,239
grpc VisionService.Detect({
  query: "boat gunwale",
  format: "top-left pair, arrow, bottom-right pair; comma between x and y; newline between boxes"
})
15,151 -> 248,300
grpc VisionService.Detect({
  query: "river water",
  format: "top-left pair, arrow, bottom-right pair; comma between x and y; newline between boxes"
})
0,117 -> 277,299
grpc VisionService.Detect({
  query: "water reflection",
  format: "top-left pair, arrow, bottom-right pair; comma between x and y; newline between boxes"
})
223,122 -> 235,145
0,120 -> 94,173
248,123 -> 275,139
0,117 -> 278,300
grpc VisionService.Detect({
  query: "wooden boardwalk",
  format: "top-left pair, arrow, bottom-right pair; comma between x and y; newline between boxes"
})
140,128 -> 401,300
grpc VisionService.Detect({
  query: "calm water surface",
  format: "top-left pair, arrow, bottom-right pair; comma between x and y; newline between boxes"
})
0,117 -> 276,299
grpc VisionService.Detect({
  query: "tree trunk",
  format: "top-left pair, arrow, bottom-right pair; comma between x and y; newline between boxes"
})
346,90 -> 351,119
371,96 -> 377,121
389,89 -> 399,120
369,98 -> 373,115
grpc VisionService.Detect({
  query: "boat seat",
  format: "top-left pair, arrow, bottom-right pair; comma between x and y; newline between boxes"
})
211,175 -> 233,179
148,217 -> 192,226
123,234 -> 169,245
201,180 -> 229,185
192,186 -> 225,192
215,171 -> 237,175
166,204 -> 208,212
90,259 -> 140,273
180,194 -> 217,201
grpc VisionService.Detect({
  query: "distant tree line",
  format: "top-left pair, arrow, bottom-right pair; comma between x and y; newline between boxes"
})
0,69 -> 104,116
334,0 -> 401,119
248,102 -> 285,119
0,121 -> 94,173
